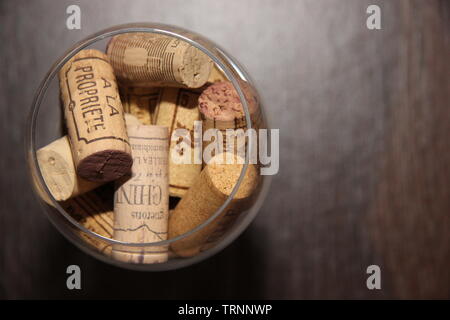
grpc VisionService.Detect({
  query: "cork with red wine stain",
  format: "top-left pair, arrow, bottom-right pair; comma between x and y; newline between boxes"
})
59,49 -> 132,182
198,81 -> 262,159
77,149 -> 133,182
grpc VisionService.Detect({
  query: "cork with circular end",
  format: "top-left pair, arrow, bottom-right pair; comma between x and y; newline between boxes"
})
59,49 -> 132,182
37,136 -> 102,201
112,125 -> 170,264
198,81 -> 263,160
107,33 -> 213,88
37,115 -> 141,202
168,153 -> 260,257
153,87 -> 202,198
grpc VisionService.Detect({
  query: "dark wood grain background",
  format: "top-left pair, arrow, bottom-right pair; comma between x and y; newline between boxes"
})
0,0 -> 449,299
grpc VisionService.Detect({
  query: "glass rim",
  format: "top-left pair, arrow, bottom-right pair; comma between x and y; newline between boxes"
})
26,22 -> 257,248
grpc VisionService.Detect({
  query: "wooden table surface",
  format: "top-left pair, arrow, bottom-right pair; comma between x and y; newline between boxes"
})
0,0 -> 449,299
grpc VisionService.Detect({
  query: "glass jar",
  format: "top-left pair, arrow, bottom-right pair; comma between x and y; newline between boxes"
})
26,23 -> 272,271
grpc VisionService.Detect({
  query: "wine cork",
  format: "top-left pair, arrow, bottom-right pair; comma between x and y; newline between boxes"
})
37,136 -> 101,201
61,190 -> 114,256
168,153 -> 259,257
107,33 -> 213,88
154,87 -> 202,198
113,125 -> 169,264
120,87 -> 161,125
199,81 -> 262,159
37,115 -> 141,202
59,49 -> 132,182
207,64 -> 227,83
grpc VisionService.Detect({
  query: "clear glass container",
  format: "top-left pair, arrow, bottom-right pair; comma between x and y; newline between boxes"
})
26,23 -> 272,271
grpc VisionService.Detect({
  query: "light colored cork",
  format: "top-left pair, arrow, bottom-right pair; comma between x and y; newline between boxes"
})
207,64 -> 227,84
113,125 -> 169,264
37,136 -> 102,201
59,49 -> 132,182
61,190 -> 114,256
199,81 -> 262,159
168,153 -> 259,257
154,87 -> 202,197
120,87 -> 161,125
107,33 -> 213,88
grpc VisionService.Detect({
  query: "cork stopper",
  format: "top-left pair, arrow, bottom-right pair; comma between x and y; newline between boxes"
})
37,136 -> 101,201
199,81 -> 262,159
59,49 -> 132,182
107,33 -> 212,88
153,88 -> 202,197
168,153 -> 259,257
113,124 -> 170,264
206,158 -> 258,199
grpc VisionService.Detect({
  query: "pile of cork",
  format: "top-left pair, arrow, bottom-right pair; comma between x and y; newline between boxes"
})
37,33 -> 261,264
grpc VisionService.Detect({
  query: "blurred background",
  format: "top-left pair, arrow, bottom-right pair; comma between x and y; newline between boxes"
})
0,0 -> 449,299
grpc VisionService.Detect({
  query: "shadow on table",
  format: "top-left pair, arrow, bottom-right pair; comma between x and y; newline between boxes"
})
68,227 -> 267,299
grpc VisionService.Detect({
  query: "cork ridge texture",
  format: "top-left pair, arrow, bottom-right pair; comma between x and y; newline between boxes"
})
107,33 -> 213,88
